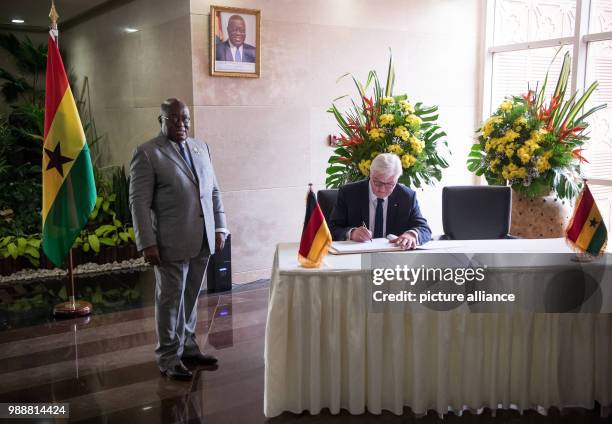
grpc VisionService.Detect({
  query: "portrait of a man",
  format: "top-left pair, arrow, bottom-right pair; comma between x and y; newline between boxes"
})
211,6 -> 261,77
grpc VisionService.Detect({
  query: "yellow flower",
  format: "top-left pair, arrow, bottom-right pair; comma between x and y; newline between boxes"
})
490,158 -> 501,169
401,154 -> 417,169
394,125 -> 410,141
514,116 -> 527,126
536,151 -> 553,172
379,114 -> 394,126
409,136 -> 423,154
482,116 -> 503,137
399,100 -> 414,113
500,99 -> 513,112
387,144 -> 404,155
517,146 -> 531,164
358,159 -> 372,176
370,151 -> 380,159
505,145 -> 515,158
405,114 -> 422,129
381,96 -> 394,105
503,129 -> 520,142
368,127 -> 385,140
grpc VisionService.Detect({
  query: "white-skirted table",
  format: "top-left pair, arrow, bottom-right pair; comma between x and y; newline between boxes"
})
264,238 -> 612,418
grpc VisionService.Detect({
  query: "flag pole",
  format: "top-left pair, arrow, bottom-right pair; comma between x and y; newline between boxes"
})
48,0 -> 92,318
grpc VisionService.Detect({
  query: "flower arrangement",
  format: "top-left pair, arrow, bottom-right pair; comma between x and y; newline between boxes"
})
468,52 -> 606,200
326,55 -> 449,188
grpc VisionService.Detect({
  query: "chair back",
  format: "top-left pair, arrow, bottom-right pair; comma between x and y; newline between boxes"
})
442,186 -> 512,240
317,189 -> 338,224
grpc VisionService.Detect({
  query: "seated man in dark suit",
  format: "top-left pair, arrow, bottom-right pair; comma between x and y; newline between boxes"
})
329,153 -> 431,249
215,15 -> 256,63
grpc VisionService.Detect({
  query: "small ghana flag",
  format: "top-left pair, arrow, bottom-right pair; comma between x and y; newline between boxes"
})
42,32 -> 96,267
298,187 -> 332,268
565,183 -> 607,256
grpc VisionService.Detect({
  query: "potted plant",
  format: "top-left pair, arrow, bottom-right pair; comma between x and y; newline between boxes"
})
467,52 -> 606,238
326,54 -> 449,189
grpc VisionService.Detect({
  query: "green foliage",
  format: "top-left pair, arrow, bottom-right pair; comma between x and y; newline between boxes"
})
0,234 -> 41,267
326,52 -> 449,188
72,193 -> 135,255
468,52 -> 605,200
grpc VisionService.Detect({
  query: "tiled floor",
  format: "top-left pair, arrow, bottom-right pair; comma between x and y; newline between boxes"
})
0,280 -> 608,423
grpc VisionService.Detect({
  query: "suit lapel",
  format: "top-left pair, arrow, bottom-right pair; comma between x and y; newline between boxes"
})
155,137 -> 197,185
360,180 -> 370,226
386,186 -> 400,234
186,139 -> 203,185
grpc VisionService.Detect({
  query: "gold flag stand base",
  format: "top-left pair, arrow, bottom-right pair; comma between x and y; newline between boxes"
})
52,249 -> 93,318
53,296 -> 92,318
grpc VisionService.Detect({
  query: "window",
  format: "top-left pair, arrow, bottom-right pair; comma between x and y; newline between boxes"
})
484,0 -> 612,229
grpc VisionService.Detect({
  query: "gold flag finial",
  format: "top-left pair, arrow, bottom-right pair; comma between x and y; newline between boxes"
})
49,0 -> 59,29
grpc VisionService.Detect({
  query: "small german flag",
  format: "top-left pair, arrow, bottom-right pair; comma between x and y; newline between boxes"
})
565,183 -> 607,256
298,186 -> 332,268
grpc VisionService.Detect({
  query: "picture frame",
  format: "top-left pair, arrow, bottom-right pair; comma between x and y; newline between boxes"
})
210,5 -> 261,78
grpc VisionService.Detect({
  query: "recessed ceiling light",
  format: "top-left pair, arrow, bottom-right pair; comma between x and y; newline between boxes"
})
125,28 -> 139,33
11,19 -> 25,24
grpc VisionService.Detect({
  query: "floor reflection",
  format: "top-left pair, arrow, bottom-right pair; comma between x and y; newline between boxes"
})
0,278 -> 608,423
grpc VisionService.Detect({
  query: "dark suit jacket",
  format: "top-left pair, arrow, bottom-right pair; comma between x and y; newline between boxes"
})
329,179 -> 431,243
215,40 -> 256,63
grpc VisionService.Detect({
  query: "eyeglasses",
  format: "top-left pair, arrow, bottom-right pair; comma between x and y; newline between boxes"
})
371,178 -> 397,189
160,115 -> 190,126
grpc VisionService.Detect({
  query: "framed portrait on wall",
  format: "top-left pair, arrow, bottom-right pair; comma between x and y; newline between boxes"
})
210,5 -> 261,78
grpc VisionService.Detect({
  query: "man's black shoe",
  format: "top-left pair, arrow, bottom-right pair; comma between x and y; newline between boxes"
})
160,363 -> 193,381
182,352 -> 218,366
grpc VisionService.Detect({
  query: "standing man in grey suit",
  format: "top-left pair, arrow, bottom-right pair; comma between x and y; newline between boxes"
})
129,98 -> 228,381
215,14 -> 256,63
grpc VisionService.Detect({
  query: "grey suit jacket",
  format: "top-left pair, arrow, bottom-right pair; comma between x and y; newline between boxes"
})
129,134 -> 227,261
215,40 -> 256,63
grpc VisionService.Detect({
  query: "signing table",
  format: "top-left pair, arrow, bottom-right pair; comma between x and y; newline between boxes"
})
264,238 -> 612,418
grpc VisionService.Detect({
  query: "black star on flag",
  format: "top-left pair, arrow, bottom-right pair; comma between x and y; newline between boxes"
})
589,218 -> 599,228
44,142 -> 73,177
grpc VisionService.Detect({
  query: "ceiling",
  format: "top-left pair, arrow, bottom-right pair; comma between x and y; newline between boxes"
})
0,0 -> 111,30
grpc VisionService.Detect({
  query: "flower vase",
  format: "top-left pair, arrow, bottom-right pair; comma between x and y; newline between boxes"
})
510,190 -> 572,238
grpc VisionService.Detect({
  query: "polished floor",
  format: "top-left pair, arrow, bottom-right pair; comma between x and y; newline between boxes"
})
0,281 -> 609,423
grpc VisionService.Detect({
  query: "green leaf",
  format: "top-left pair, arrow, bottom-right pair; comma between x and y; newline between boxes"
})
83,242 -> 90,252
95,225 -> 117,237
88,234 -> 100,253
99,237 -> 115,247
7,242 -> 17,259
24,246 -> 40,258
119,232 -> 129,243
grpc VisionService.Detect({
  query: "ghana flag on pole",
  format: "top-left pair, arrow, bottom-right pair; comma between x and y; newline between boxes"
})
42,32 -> 96,267
298,187 -> 332,268
565,183 -> 607,256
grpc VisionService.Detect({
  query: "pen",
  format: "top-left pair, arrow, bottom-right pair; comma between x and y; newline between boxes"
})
361,221 -> 372,242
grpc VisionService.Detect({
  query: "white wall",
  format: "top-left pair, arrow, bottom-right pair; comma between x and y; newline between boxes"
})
57,0 -> 484,282
62,0 -> 193,167
190,0 -> 484,282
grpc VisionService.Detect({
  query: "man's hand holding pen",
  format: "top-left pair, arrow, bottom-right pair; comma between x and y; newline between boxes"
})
350,221 -> 373,242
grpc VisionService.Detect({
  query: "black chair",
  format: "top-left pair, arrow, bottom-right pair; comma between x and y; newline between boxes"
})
441,186 -> 516,240
317,189 -> 338,225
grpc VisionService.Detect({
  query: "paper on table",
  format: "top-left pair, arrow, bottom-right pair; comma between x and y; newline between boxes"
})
329,238 -> 403,254
417,240 -> 465,250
